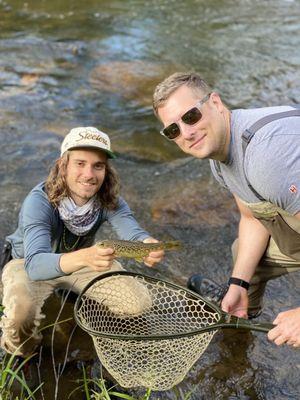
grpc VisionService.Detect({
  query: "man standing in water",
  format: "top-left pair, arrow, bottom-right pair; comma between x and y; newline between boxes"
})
0,126 -> 164,358
152,72 -> 300,347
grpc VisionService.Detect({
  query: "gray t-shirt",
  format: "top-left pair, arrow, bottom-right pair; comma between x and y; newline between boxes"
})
210,106 -> 300,214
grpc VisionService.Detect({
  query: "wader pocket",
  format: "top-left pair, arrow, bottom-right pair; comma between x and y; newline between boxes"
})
258,214 -> 300,261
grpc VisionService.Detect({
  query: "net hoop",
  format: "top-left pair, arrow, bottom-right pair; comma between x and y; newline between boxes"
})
73,271 -> 273,390
74,270 -> 223,341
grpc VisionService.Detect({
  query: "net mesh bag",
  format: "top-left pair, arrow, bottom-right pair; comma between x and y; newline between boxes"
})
75,273 -> 221,390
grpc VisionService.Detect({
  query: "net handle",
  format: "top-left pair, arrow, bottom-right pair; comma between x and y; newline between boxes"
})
217,314 -> 274,333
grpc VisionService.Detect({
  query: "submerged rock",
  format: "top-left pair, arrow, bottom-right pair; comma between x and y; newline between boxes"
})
89,60 -> 178,105
151,176 -> 239,228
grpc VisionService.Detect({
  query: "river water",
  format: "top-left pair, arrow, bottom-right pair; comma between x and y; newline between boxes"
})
0,0 -> 299,399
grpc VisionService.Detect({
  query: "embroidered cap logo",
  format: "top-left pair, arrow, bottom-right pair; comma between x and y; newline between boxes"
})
76,131 -> 109,146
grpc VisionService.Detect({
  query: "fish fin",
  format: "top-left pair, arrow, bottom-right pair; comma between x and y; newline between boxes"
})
134,257 -> 144,263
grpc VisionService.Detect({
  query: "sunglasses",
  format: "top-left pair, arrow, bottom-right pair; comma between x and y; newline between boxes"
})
160,93 -> 211,140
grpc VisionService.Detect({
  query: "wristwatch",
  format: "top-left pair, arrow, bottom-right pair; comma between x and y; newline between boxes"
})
228,277 -> 250,290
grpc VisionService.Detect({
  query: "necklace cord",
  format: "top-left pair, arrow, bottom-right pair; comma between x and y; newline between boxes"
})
63,226 -> 80,251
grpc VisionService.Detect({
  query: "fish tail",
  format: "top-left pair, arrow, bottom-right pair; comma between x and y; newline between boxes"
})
164,240 -> 182,250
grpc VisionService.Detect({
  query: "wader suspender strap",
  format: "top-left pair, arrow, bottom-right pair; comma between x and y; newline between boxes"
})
242,107 -> 300,200
212,158 -> 225,186
213,107 -> 300,199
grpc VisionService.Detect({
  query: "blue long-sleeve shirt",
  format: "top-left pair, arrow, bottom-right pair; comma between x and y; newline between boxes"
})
6,182 -> 149,280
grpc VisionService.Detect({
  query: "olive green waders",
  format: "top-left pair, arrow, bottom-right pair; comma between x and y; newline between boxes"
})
233,201 -> 300,316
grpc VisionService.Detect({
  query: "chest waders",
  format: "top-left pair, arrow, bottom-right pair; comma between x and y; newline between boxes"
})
214,107 -> 300,261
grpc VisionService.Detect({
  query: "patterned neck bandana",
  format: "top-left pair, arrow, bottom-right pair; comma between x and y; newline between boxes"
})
58,196 -> 101,236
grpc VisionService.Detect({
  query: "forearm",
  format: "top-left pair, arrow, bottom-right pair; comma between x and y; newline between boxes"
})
25,253 -> 66,280
232,215 -> 270,282
25,248 -> 87,280
60,248 -> 90,274
60,245 -> 115,274
27,245 -> 118,279
221,197 -> 271,318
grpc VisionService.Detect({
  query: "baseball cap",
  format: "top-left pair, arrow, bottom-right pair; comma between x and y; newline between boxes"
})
60,127 -> 116,158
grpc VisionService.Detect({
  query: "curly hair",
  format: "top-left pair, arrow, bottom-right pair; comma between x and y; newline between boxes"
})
45,151 -> 120,210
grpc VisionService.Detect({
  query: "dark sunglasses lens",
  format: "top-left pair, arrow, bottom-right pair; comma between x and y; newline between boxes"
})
163,123 -> 180,139
182,107 -> 202,125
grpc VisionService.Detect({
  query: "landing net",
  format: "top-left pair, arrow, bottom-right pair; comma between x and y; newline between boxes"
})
74,272 -> 221,390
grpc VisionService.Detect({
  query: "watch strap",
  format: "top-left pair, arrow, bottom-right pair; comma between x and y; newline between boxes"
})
228,277 -> 250,290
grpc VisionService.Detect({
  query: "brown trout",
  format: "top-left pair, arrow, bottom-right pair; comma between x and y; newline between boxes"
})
96,239 -> 181,262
